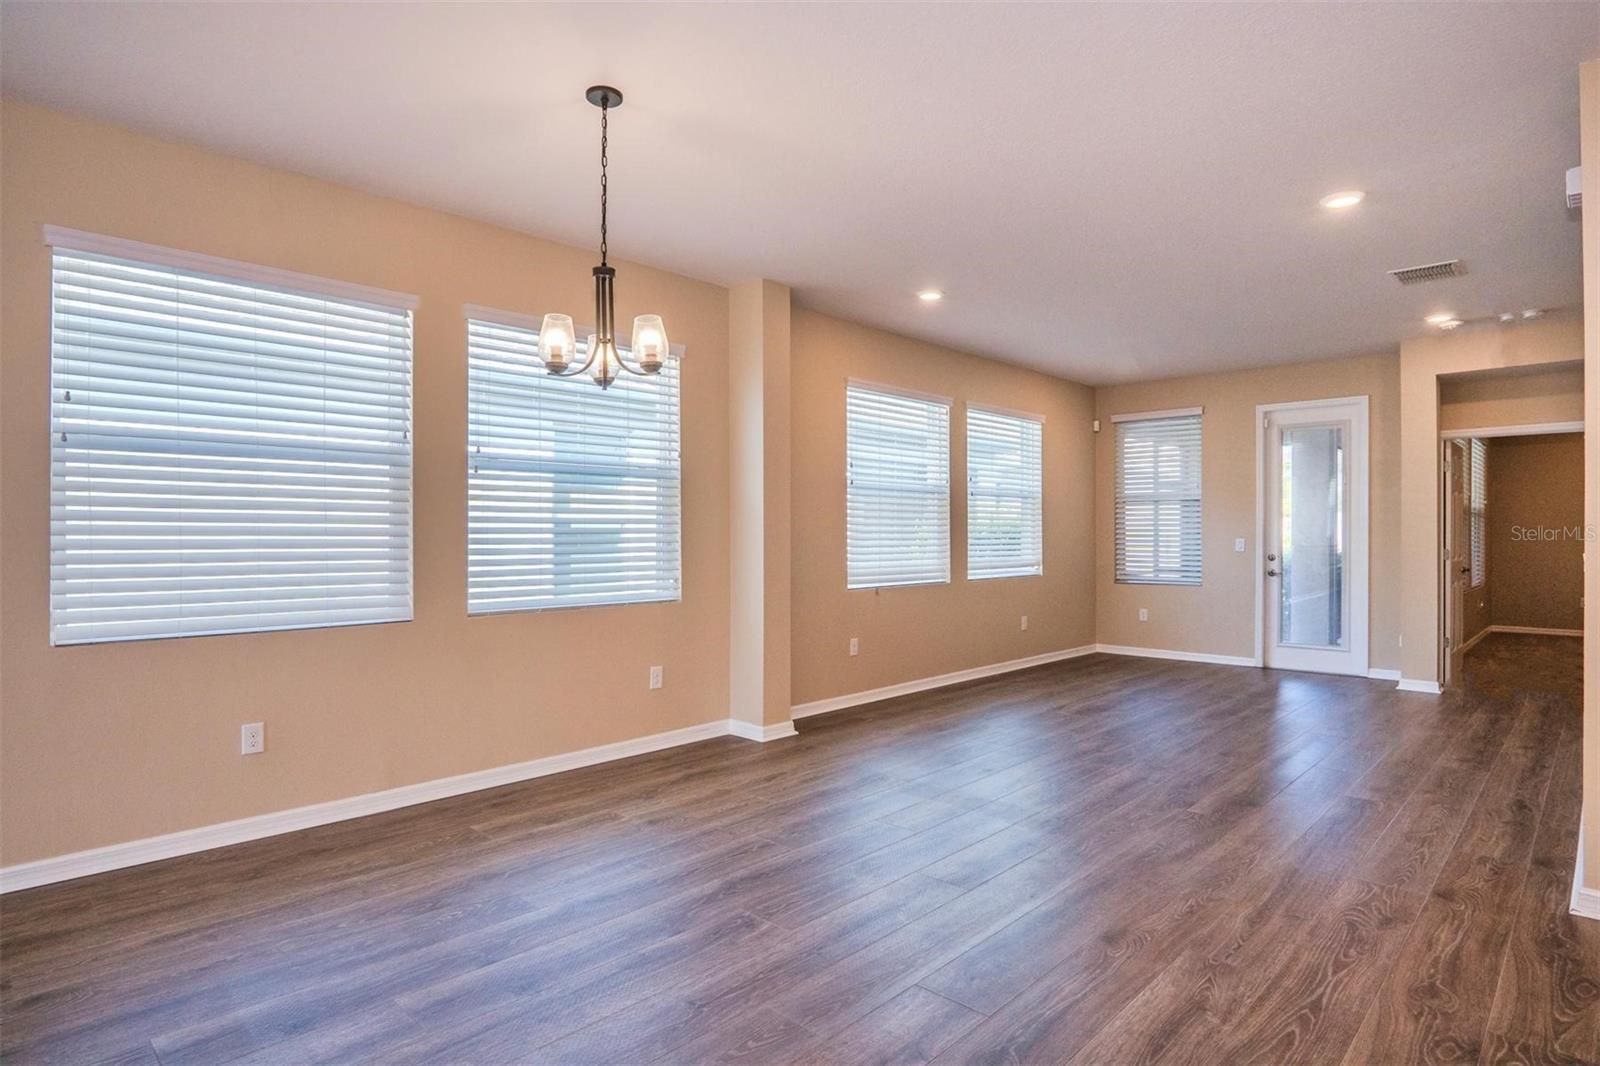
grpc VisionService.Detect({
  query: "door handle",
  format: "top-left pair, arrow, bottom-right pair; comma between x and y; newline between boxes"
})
1458,566 -> 1471,575
1266,568 -> 1280,577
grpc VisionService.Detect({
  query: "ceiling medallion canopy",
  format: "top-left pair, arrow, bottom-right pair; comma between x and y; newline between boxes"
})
537,85 -> 669,389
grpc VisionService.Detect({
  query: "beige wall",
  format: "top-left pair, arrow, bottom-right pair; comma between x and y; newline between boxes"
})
1398,312 -> 1584,684
0,100 -> 735,865
1093,352 -> 1402,671
1486,434 -> 1584,633
788,309 -> 1096,706
1439,362 -> 1583,431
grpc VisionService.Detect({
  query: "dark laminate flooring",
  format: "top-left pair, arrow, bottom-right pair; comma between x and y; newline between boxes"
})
1,634 -> 1592,1064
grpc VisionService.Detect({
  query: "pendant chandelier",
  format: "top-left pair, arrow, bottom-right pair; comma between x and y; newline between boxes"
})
536,85 -> 668,390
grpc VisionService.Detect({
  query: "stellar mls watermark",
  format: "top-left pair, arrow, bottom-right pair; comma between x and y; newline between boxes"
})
1510,525 -> 1597,542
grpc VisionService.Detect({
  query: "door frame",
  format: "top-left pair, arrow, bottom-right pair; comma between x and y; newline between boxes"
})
1252,395 -> 1370,675
1440,438 -> 1470,689
1436,419 -> 1584,687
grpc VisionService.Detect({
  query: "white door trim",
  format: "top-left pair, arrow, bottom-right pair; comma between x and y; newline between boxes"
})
1440,420 -> 1583,439
1253,395 -> 1371,676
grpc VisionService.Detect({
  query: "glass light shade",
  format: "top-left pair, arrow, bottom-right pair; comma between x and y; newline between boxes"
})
587,334 -> 619,389
631,314 -> 668,372
539,313 -> 576,372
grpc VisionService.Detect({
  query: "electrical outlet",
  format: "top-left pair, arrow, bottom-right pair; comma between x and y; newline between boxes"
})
1234,537 -> 1246,552
649,665 -> 663,690
1138,608 -> 1149,622
849,637 -> 859,657
1020,615 -> 1029,631
241,722 -> 264,755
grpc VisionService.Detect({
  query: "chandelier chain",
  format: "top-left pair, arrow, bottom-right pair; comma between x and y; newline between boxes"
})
599,100 -> 609,266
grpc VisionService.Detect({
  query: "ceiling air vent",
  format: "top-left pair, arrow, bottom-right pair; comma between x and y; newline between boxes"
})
1388,259 -> 1463,286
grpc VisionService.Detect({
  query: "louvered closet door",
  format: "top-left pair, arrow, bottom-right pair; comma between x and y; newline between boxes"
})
1469,437 -> 1486,588
467,317 -> 681,613
49,241 -> 414,645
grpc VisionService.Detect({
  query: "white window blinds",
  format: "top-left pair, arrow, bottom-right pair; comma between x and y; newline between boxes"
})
467,316 -> 681,613
967,407 -> 1043,579
1470,437 -> 1486,588
846,384 -> 950,589
1114,411 -> 1202,585
48,235 -> 415,646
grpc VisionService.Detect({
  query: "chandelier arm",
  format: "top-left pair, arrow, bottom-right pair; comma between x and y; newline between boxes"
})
545,345 -> 599,378
610,346 -> 653,376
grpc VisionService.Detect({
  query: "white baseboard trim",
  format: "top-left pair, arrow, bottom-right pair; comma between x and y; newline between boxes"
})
1396,678 -> 1443,695
0,716 -> 757,894
1572,881 -> 1600,920
1093,644 -> 1258,668
1489,625 -> 1583,638
726,719 -> 799,743
1366,668 -> 1402,682
791,645 -> 1099,719
1573,816 -> 1600,921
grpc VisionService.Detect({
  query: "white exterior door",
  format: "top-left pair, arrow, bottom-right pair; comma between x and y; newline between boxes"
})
1262,399 -> 1369,675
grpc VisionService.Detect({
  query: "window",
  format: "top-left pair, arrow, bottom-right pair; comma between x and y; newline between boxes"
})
846,384 -> 950,588
1470,437 -> 1487,588
466,314 -> 680,613
48,229 -> 415,646
966,407 -> 1043,579
1114,410 -> 1202,585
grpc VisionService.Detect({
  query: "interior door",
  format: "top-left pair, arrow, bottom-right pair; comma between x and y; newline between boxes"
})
1443,439 -> 1470,688
1263,400 -> 1368,675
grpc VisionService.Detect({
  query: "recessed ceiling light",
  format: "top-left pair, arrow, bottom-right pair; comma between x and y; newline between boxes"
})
917,289 -> 943,303
1424,313 -> 1456,325
1436,318 -> 1464,331
1521,308 -> 1543,319
1498,312 -> 1517,323
1319,190 -> 1365,210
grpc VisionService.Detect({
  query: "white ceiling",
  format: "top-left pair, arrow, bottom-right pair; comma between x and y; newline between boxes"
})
3,2 -> 1595,384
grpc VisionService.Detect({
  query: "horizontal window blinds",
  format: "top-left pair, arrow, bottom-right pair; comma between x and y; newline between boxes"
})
846,385 -> 950,589
1470,437 -> 1486,588
49,243 -> 414,645
1115,413 -> 1202,585
467,318 -> 681,613
967,408 -> 1043,579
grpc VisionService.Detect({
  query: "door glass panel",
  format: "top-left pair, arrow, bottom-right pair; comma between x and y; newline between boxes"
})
1279,424 -> 1347,649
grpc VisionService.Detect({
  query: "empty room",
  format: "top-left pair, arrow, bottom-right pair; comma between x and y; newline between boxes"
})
2,3 -> 1599,1064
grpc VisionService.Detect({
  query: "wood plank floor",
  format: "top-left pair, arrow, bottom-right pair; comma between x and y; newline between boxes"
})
2,634 -> 1593,1064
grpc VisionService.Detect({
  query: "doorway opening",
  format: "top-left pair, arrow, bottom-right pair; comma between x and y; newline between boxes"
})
1440,425 -> 1585,690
